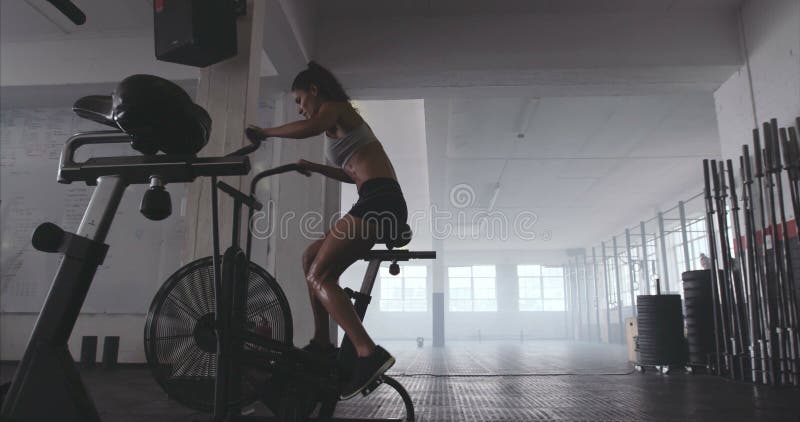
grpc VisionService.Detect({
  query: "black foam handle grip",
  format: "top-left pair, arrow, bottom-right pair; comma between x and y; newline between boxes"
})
763,122 -> 773,171
711,159 -> 721,198
703,159 -> 714,213
753,128 -> 763,177
726,159 -> 738,204
739,156 -> 747,190
743,145 -> 753,182
46,0 -> 86,25
717,160 -> 727,197
788,127 -> 800,168
770,118 -> 781,167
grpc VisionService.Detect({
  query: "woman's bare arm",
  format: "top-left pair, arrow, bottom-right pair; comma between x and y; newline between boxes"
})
300,159 -> 355,184
259,103 -> 340,139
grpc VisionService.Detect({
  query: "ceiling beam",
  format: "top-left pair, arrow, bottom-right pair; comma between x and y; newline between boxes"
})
260,0 -> 312,91
319,11 -> 742,98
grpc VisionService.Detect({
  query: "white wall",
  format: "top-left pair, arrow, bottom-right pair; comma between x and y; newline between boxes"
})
714,0 -> 800,167
0,32 -> 198,86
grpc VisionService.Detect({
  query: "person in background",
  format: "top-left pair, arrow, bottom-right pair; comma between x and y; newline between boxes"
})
699,253 -> 711,270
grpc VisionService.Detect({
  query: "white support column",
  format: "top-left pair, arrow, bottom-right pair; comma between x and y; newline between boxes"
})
183,0 -> 266,262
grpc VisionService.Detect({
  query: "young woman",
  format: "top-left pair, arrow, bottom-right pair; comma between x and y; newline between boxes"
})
246,61 -> 408,399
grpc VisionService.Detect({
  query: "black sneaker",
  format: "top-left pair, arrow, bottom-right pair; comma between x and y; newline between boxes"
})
339,345 -> 396,400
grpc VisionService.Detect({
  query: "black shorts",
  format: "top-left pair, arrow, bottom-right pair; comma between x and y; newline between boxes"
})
348,178 -> 408,240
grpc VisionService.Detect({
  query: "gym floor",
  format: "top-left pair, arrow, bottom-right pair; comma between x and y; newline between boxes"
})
2,340 -> 798,421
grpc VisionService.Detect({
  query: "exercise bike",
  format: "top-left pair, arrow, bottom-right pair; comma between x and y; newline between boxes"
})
0,77 -> 434,422
144,155 -> 434,421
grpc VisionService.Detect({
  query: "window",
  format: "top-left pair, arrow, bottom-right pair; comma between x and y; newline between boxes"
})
671,218 -> 708,272
518,265 -> 565,311
618,253 -> 632,307
448,265 -> 496,311
605,256 -> 619,309
379,265 -> 427,312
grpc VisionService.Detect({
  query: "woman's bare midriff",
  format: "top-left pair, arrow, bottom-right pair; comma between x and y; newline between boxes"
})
342,142 -> 397,189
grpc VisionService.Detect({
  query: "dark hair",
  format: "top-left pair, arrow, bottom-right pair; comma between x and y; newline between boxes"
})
291,61 -> 350,102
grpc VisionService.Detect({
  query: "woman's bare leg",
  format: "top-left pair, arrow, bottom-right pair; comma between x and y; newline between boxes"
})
306,214 -> 377,358
302,238 -> 331,345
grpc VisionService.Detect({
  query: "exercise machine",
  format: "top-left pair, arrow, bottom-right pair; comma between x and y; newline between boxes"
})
144,159 -> 434,421
1,77 -> 435,421
0,130 -> 250,421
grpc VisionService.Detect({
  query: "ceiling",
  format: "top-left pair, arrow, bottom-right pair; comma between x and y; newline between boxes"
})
0,0 -> 152,42
316,0 -> 743,17
0,0 -> 729,255
427,93 -> 720,251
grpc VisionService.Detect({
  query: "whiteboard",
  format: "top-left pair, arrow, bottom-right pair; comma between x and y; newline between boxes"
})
1,108 -> 188,314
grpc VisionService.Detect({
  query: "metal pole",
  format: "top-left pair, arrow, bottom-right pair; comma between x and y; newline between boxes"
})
716,159 -> 745,380
572,256 -> 583,340
583,253 -> 592,341
601,242 -> 612,343
713,159 -> 738,378
613,236 -> 625,343
564,264 -> 571,339
754,127 -> 778,384
592,247 -> 601,343
679,201 -> 691,272
704,159 -> 725,376
626,229 -> 637,317
745,143 -> 773,383
640,222 -> 650,295
658,212 -> 671,292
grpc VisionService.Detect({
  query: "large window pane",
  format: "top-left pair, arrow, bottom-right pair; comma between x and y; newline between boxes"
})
472,265 -> 495,277
542,278 -> 564,299
517,264 -> 565,311
380,265 -> 428,312
448,265 -> 496,312
517,265 -> 539,276
448,266 -> 471,278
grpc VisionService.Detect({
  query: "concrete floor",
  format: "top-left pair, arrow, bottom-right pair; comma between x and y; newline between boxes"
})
2,340 -> 799,421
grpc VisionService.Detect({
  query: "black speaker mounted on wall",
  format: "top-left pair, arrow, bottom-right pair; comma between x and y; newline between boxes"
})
154,0 -> 239,68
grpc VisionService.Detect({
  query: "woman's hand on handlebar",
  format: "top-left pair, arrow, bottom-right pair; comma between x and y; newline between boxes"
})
296,159 -> 313,177
245,125 -> 268,143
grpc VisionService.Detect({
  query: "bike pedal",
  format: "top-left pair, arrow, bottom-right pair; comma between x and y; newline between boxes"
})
361,377 -> 384,396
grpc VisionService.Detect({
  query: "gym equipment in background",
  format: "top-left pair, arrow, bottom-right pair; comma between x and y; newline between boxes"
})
682,270 -> 717,373
0,132 -> 249,421
696,117 -> 800,387
633,281 -> 687,374
144,155 -> 430,420
0,75 -> 434,421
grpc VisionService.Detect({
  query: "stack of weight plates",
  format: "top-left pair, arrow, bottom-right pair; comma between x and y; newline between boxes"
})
636,294 -> 686,366
682,270 -> 716,366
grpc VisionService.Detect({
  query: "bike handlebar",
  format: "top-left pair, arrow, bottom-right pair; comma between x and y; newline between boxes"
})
249,164 -> 301,197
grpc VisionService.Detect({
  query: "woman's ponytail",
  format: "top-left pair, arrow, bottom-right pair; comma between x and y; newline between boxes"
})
291,61 -> 350,102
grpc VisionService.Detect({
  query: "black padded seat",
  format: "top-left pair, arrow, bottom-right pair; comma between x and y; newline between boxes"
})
73,95 -> 116,128
361,249 -> 436,262
379,223 -> 412,250
71,75 -> 211,156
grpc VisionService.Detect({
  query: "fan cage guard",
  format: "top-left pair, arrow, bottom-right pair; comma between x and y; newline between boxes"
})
144,256 -> 293,413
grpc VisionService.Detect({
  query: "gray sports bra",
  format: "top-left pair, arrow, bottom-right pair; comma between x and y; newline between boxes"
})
324,122 -> 379,168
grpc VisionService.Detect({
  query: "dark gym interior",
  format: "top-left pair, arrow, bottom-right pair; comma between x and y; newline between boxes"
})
1,1 -> 799,421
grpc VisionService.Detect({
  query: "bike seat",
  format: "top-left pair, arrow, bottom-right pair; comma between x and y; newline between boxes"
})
72,75 -> 211,156
378,223 -> 412,250
73,95 -> 116,128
